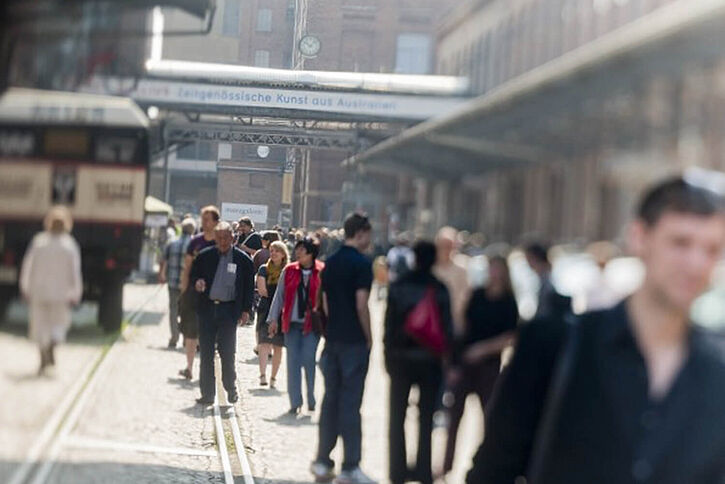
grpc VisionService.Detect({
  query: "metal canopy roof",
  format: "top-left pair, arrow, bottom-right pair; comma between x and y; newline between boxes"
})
343,0 -> 725,180
145,59 -> 469,96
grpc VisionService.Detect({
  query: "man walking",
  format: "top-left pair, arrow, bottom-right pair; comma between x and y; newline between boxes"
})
159,217 -> 195,349
523,241 -> 572,320
177,206 -> 219,380
237,216 -> 263,257
311,213 -> 376,484
468,176 -> 725,483
190,222 -> 255,405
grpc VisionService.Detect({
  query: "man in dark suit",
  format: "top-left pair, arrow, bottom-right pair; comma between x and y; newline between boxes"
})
190,221 -> 255,405
469,177 -> 725,484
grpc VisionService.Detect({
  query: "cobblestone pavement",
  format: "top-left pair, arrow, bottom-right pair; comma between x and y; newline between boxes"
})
1,283 -> 482,484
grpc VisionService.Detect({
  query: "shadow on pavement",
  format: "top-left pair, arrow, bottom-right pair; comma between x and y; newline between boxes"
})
247,388 -> 283,397
262,413 -> 315,427
0,459 -> 228,483
131,311 -> 165,326
166,376 -> 196,390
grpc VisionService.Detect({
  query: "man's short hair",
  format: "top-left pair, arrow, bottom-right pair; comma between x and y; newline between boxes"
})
215,221 -> 233,234
262,230 -> 280,242
524,241 -> 550,264
637,177 -> 725,226
343,212 -> 371,239
295,236 -> 321,259
201,205 -> 220,222
238,216 -> 254,228
181,217 -> 197,235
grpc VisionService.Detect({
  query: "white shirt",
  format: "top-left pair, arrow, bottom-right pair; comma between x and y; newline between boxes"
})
20,232 -> 83,304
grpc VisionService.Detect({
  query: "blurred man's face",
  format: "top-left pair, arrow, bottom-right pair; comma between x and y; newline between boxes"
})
201,212 -> 217,233
630,212 -> 725,312
436,237 -> 454,262
216,229 -> 234,253
239,223 -> 251,236
356,229 -> 372,251
295,246 -> 313,267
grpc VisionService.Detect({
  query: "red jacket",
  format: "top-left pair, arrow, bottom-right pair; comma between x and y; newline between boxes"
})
281,259 -> 324,335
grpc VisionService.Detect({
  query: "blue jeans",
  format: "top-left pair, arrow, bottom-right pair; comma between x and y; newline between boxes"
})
285,323 -> 320,409
316,341 -> 370,471
198,302 -> 238,400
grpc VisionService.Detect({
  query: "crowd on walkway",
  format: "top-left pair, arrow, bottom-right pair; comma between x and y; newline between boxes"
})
17,174 -> 725,483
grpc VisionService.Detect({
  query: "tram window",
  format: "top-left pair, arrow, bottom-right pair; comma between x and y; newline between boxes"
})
95,136 -> 138,163
43,129 -> 89,158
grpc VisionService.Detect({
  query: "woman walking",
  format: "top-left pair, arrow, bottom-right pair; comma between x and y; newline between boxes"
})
20,206 -> 83,375
256,240 -> 289,388
384,241 -> 454,484
441,255 -> 519,476
267,237 -> 324,414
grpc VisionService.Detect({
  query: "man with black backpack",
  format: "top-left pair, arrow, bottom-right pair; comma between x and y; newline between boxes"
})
468,176 -> 725,484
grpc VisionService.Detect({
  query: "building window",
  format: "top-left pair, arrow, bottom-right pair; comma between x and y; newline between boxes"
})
177,142 -> 196,159
394,33 -> 432,74
197,142 -> 214,160
250,173 -> 266,189
177,142 -> 215,160
254,50 -> 270,67
222,0 -> 241,37
256,8 -> 272,32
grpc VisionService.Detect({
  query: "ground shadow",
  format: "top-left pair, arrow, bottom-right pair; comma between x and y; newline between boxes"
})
166,376 -> 196,390
0,459 -> 229,484
262,412 -> 315,427
247,388 -> 283,397
131,311 -> 165,326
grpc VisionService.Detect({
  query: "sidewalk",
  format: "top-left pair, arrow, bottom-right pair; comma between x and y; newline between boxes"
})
1,283 -> 482,483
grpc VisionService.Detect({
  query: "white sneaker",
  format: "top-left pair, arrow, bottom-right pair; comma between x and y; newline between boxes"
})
334,467 -> 377,484
310,461 -> 336,483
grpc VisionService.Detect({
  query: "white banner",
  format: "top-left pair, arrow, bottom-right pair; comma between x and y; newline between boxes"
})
221,203 -> 269,225
82,77 -> 465,121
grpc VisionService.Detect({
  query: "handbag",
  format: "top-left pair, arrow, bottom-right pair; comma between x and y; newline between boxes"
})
404,286 -> 448,356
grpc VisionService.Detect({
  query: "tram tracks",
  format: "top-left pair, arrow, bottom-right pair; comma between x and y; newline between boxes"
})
7,285 -> 163,484
7,283 -> 256,484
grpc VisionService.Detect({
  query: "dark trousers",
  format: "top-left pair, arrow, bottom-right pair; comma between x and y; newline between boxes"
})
316,341 -> 370,471
198,303 -> 238,400
443,358 -> 501,473
388,356 -> 443,484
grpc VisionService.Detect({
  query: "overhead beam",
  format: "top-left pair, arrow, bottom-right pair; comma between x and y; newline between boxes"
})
164,122 -> 361,151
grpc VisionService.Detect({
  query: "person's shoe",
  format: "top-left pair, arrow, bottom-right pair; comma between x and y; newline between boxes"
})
228,392 -> 239,404
196,397 -> 214,405
260,375 -> 268,386
310,461 -> 336,483
270,377 -> 277,389
167,340 -> 177,350
179,368 -> 192,380
288,406 -> 300,415
308,404 -> 316,413
334,467 -> 377,484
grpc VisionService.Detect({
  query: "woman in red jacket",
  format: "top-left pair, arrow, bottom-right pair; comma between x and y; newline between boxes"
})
267,237 -> 324,414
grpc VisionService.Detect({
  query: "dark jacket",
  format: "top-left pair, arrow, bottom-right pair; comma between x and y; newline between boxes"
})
189,246 -> 255,320
383,270 -> 454,363
468,300 -> 725,484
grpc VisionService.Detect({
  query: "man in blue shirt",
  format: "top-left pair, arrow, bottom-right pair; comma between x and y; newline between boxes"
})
312,213 -> 376,484
159,217 -> 195,349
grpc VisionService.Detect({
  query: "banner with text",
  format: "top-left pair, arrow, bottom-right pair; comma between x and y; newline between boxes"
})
222,203 -> 269,226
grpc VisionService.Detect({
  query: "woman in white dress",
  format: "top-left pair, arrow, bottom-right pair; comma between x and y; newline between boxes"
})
20,206 -> 83,374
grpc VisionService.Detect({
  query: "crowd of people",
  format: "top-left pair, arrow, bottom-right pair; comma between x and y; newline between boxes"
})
151,176 -> 725,484
20,174 -> 725,484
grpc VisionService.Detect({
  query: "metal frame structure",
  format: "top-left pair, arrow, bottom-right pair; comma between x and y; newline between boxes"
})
164,121 -> 364,151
